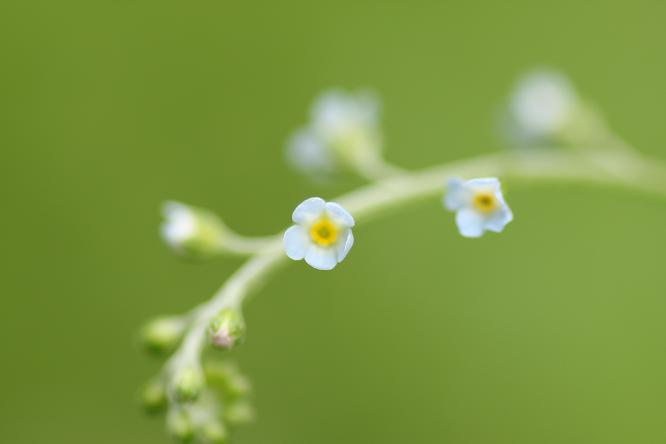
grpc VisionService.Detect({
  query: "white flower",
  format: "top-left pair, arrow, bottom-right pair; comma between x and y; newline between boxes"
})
444,178 -> 513,238
160,201 -> 225,257
509,70 -> 576,140
283,197 -> 355,270
161,201 -> 198,250
286,90 -> 381,175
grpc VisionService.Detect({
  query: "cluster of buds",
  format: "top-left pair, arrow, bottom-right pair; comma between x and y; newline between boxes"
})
141,358 -> 254,443
140,305 -> 251,443
165,399 -> 229,444
164,361 -> 253,443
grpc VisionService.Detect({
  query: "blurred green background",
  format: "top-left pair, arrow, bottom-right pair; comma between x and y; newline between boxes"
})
2,1 -> 666,443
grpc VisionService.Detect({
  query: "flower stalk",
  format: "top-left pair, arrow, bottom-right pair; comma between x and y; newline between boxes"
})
171,147 -> 666,381
141,78 -> 666,443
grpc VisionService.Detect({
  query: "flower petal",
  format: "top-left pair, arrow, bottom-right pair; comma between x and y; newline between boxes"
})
444,178 -> 467,211
466,177 -> 500,192
283,225 -> 309,260
304,246 -> 338,270
335,229 -> 354,262
325,202 -> 355,227
455,208 -> 485,238
292,197 -> 326,224
485,205 -> 513,233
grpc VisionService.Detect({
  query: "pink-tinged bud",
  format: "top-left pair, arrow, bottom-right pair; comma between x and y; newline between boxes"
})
209,308 -> 245,349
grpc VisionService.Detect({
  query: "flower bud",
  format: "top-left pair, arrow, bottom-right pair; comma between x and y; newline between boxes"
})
223,400 -> 255,426
173,366 -> 205,402
205,361 -> 251,401
224,371 -> 251,400
141,316 -> 185,354
209,308 -> 245,349
141,379 -> 167,413
161,201 -> 227,259
167,409 -> 194,443
201,419 -> 228,444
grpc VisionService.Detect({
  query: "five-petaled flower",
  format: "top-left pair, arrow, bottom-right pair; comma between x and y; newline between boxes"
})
444,178 -> 513,238
283,197 -> 355,270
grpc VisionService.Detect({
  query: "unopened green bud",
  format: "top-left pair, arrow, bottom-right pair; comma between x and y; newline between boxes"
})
173,367 -> 205,402
224,371 -> 251,400
142,316 -> 185,354
201,419 -> 228,444
224,400 -> 255,426
161,201 -> 228,259
209,308 -> 245,349
167,409 -> 194,443
205,361 -> 251,401
141,379 -> 167,413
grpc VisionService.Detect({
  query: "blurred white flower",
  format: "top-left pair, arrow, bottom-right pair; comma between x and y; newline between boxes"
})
509,70 -> 577,141
286,90 -> 382,176
161,201 -> 225,257
444,178 -> 513,238
162,202 -> 197,249
283,197 -> 355,270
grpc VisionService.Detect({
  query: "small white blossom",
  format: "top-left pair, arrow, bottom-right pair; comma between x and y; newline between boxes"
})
161,202 -> 198,250
283,197 -> 355,270
444,178 -> 513,238
509,70 -> 576,141
286,90 -> 381,175
160,201 -> 225,257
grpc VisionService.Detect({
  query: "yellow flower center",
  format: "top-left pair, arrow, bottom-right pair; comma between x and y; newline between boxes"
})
309,219 -> 338,246
472,191 -> 498,213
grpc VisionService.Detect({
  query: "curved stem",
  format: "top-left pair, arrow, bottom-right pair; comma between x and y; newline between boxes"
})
222,233 -> 278,256
352,155 -> 410,181
169,148 -> 666,376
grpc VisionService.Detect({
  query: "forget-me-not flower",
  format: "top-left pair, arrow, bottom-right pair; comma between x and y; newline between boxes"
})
444,178 -> 513,238
283,197 -> 355,270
